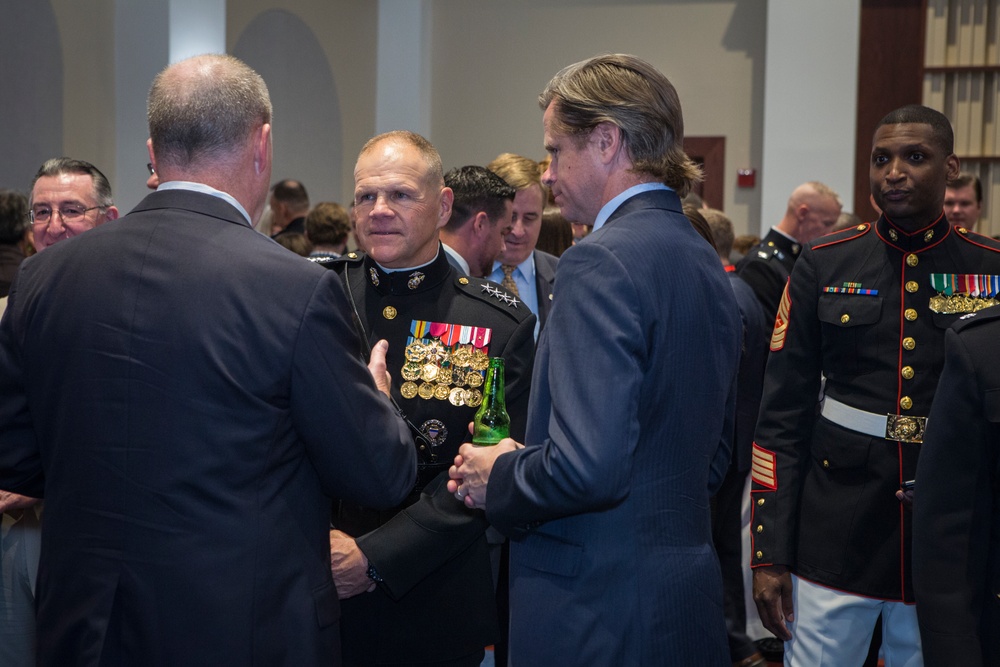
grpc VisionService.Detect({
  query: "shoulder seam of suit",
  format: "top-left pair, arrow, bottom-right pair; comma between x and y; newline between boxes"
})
811,223 -> 872,251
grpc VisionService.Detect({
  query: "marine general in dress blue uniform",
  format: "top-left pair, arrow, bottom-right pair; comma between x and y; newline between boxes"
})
322,131 -> 536,667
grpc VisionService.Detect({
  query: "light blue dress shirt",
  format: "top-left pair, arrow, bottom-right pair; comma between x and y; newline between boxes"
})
490,255 -> 540,340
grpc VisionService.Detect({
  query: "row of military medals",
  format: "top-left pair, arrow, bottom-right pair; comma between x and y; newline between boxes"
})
400,340 -> 490,407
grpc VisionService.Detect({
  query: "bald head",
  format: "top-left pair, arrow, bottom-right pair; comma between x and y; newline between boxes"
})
358,131 -> 444,188
778,181 -> 842,244
148,54 -> 272,172
146,54 -> 274,222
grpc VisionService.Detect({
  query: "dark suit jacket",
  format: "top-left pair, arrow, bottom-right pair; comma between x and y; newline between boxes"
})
729,273 -> 770,473
0,243 -> 24,298
485,189 -> 742,666
0,189 -> 416,666
532,249 -> 558,331
914,307 -> 1000,667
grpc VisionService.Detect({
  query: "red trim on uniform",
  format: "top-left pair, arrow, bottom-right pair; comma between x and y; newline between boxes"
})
955,229 -> 1000,253
751,443 -> 777,489
724,264 -> 736,272
897,255 -> 906,412
811,223 -> 871,250
874,213 -> 951,253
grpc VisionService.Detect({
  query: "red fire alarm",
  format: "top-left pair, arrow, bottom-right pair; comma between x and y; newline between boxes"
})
737,169 -> 756,188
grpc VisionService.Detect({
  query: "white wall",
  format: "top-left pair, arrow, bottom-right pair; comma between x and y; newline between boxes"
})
761,0 -> 861,230
428,0 -> 767,233
1,0 -> 862,234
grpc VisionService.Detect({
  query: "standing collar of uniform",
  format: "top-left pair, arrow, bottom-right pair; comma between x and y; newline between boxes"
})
762,227 -> 802,258
156,181 -> 252,226
363,244 -> 453,295
592,182 -> 673,232
875,211 -> 951,253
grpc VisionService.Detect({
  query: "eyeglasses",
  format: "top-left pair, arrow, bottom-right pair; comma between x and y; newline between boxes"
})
30,205 -> 104,224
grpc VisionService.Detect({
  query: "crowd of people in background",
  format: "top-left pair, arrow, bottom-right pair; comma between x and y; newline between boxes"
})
1,50 -> 999,667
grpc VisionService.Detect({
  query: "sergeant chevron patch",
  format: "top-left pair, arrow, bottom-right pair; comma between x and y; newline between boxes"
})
751,444 -> 777,489
769,283 -> 791,352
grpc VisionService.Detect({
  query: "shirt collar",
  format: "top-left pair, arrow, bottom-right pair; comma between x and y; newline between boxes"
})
592,182 -> 673,232
492,253 -> 536,281
157,181 -> 253,226
441,242 -> 471,275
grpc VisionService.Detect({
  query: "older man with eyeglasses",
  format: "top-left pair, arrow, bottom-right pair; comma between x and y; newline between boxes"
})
28,158 -> 119,251
0,157 -> 117,667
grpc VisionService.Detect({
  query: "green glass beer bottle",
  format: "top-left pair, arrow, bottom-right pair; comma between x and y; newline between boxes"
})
472,357 -> 510,446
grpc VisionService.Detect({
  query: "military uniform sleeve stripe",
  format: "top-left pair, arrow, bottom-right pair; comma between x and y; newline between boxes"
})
751,443 -> 777,489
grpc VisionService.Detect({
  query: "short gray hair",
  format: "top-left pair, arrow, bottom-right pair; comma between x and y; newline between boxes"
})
148,54 -> 272,169
30,158 -> 114,208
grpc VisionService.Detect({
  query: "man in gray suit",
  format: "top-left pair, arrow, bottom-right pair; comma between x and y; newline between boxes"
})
487,152 -> 558,340
449,54 -> 741,665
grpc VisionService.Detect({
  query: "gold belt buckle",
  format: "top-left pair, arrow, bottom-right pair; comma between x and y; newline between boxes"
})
885,414 -> 927,443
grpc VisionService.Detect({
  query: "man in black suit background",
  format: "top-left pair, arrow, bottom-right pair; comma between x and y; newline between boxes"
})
0,53 -> 416,666
488,152 -> 558,341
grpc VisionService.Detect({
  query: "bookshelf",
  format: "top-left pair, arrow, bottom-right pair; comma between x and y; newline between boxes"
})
923,0 -> 1000,235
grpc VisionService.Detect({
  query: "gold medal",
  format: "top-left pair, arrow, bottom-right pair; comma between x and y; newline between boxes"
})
437,367 -> 453,385
451,347 -> 472,367
405,343 -> 427,362
465,389 -> 483,407
466,371 -> 483,388
421,363 -> 439,382
382,306 -> 397,320
449,387 -> 467,406
434,384 -> 450,400
471,350 -> 489,371
401,362 -> 421,381
418,382 -> 435,400
400,381 -> 419,399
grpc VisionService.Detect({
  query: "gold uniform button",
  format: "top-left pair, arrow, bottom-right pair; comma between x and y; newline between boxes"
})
757,498 -> 765,506
903,337 -> 916,351
906,254 -> 919,267
905,281 -> 919,293
900,396 -> 913,410
901,366 -> 914,380
756,525 -> 764,534
383,306 -> 397,320
822,459 -> 830,468
840,314 -> 850,324
347,252 -> 358,259
755,551 -> 763,560
458,277 -> 469,285
904,308 -> 918,321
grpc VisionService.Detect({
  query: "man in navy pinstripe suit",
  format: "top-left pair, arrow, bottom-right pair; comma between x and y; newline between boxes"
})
449,54 -> 741,666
